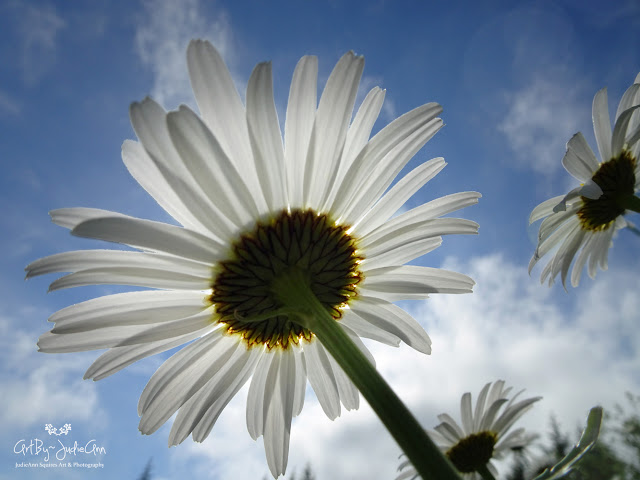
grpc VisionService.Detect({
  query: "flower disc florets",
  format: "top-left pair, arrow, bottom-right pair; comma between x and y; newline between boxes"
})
577,150 -> 637,231
446,430 -> 498,474
210,209 -> 363,349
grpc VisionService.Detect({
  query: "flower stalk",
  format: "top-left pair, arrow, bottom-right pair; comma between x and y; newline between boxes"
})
273,267 -> 461,480
619,193 -> 640,214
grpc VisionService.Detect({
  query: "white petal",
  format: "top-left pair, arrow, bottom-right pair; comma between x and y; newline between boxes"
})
612,105 -> 640,156
561,132 -> 599,182
460,392 -> 473,435
615,82 -> 640,121
354,157 -> 447,237
168,343 -> 259,445
325,348 -> 359,411
304,51 -> 364,209
350,296 -> 431,354
263,350 -> 296,477
363,265 -> 475,296
529,195 -> 565,224
361,192 -> 481,246
360,237 -> 443,270
26,249 -> 211,281
71,216 -> 223,263
84,325 -> 216,381
303,340 -> 341,420
139,334 -> 238,434
130,98 -> 236,240
38,324 -> 160,353
190,347 -> 261,443
246,62 -> 287,212
339,310 -> 402,347
361,218 -> 478,255
138,329 -> 223,415
338,87 -> 385,180
292,348 -> 307,417
341,118 -> 443,225
330,103 -> 443,218
246,349 -> 274,440
113,311 -> 214,347
50,207 -> 128,230
122,140 -> 207,234
186,40 -> 267,213
48,267 -> 210,292
284,55 -> 318,208
166,105 -> 260,227
592,87 -> 612,161
472,382 -> 492,432
50,289 -> 208,333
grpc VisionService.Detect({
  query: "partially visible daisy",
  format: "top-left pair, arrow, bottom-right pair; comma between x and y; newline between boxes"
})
27,40 -> 480,477
396,381 -> 541,479
529,73 -> 640,288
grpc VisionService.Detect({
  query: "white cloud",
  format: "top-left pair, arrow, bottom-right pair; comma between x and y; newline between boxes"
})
134,0 -> 234,109
498,75 -> 589,175
14,3 -> 66,85
141,252 -> 640,479
0,312 -> 106,432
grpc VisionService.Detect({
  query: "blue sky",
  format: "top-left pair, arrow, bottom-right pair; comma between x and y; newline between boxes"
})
1,0 -> 639,479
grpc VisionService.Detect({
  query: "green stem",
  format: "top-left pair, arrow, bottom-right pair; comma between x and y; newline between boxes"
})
274,268 -> 461,480
477,464 -> 497,480
619,194 -> 640,214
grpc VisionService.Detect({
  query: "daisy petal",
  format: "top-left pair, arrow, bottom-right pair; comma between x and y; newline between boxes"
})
561,132 -> 599,182
71,216 -> 223,263
246,62 -> 287,212
592,87 -> 612,162
305,51 -> 364,209
363,265 -> 475,296
284,55 -> 318,208
166,105 -> 260,226
354,157 -> 447,237
303,340 -> 341,420
350,296 -> 431,354
339,87 -> 386,179
186,40 -> 266,212
49,290 -> 207,333
84,325 -> 216,381
122,140 -> 206,234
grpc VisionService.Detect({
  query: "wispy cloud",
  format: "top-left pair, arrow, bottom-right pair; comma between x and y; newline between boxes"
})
0,89 -> 21,117
134,0 -> 234,109
12,3 -> 66,85
498,75 -> 589,175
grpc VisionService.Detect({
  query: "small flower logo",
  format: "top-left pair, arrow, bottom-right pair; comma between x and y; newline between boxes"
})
44,423 -> 71,436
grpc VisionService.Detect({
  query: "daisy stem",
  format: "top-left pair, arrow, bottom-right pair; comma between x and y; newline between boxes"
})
273,267 -> 461,480
477,464 -> 496,480
620,194 -> 640,214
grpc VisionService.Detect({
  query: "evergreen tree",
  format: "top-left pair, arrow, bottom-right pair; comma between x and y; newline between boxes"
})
137,458 -> 153,480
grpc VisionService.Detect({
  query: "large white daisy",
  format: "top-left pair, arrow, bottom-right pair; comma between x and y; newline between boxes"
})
396,381 -> 541,480
27,40 -> 480,477
529,73 -> 640,288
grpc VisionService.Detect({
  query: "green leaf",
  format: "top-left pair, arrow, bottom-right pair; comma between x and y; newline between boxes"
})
532,406 -> 603,480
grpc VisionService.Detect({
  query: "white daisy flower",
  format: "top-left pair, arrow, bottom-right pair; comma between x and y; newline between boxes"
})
27,40 -> 480,477
529,72 -> 640,288
396,381 -> 541,479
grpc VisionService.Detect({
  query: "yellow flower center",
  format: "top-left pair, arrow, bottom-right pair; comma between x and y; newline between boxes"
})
446,430 -> 498,474
577,150 -> 637,231
210,209 -> 363,350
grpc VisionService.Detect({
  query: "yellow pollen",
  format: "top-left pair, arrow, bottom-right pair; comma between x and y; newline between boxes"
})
210,209 -> 363,350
